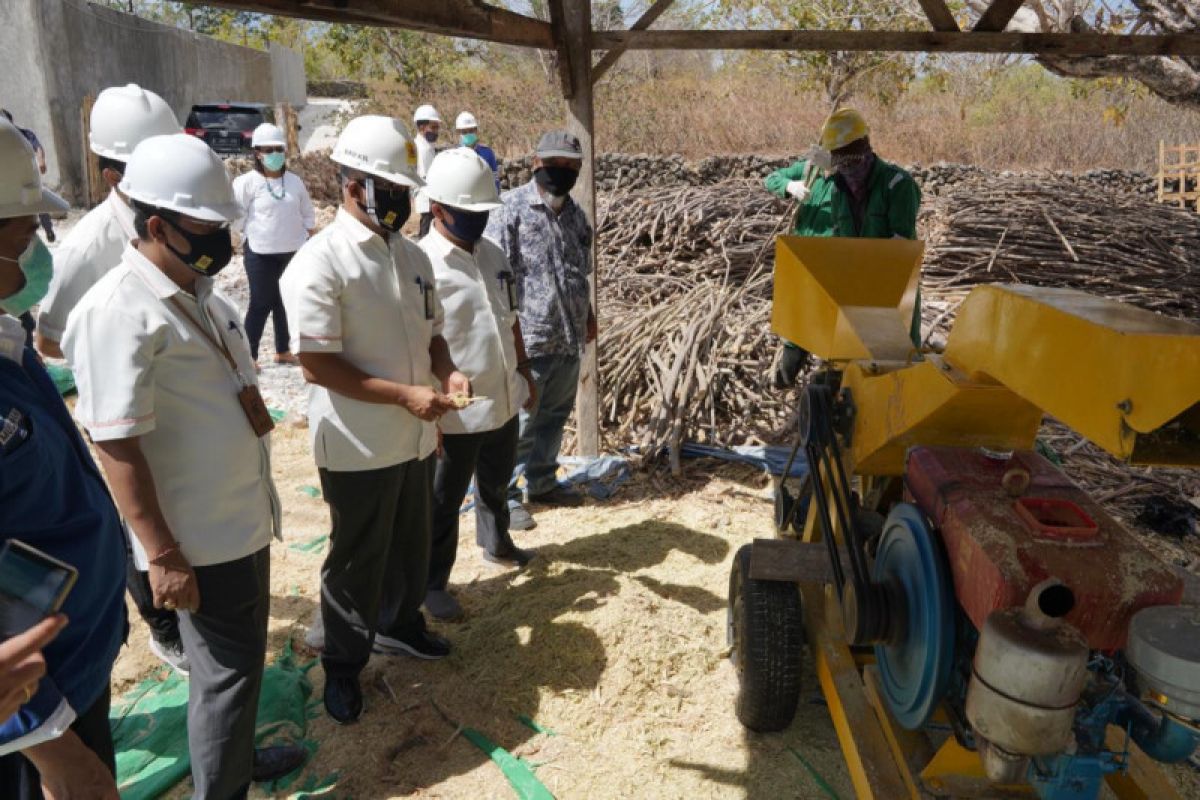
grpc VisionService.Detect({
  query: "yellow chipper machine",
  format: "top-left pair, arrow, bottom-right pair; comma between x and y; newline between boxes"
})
727,236 -> 1200,799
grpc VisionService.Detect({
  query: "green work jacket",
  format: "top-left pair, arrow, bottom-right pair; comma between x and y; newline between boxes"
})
764,157 -> 921,239
764,157 -> 923,345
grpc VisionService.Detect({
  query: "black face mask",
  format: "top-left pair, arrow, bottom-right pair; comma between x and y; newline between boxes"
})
440,206 -> 490,244
534,166 -> 578,198
162,217 -> 234,276
361,178 -> 411,233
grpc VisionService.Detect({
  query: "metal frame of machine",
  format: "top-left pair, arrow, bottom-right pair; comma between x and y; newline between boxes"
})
728,236 -> 1200,800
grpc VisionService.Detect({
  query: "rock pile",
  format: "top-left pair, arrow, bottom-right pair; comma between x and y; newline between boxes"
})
495,153 -> 1156,197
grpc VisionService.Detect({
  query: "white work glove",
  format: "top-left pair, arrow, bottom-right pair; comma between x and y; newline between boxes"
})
786,181 -> 810,202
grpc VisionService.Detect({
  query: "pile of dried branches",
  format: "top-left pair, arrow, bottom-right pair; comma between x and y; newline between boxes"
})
919,174 -> 1200,344
595,180 -> 793,464
595,174 -> 1200,462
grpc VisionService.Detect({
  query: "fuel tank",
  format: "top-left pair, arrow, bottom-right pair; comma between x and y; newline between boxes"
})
905,446 -> 1183,649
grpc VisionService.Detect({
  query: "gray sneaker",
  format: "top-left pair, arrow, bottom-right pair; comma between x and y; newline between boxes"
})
424,589 -> 463,621
149,637 -> 190,677
304,613 -> 325,650
509,504 -> 536,531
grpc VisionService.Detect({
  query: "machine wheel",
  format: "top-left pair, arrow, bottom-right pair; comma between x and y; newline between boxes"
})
728,544 -> 804,732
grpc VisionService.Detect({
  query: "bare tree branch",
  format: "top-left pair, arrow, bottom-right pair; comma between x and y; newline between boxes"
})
967,0 -> 1200,107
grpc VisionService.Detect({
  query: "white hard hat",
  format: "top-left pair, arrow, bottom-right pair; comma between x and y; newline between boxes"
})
119,134 -> 240,223
413,104 -> 441,124
0,119 -> 68,219
425,148 -> 501,212
331,115 -> 422,188
251,123 -> 287,148
89,84 -> 180,162
455,111 -> 478,131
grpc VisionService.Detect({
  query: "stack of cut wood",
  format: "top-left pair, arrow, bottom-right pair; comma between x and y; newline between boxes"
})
919,174 -> 1200,345
594,181 -> 793,466
594,175 -> 1200,463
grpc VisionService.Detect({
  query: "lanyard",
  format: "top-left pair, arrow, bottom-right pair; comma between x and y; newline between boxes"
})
167,295 -> 247,387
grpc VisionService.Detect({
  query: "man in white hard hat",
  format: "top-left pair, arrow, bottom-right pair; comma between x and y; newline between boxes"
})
420,149 -> 538,621
0,116 -> 124,800
281,115 -> 470,724
63,133 -> 306,797
485,131 -> 596,532
32,83 -> 191,677
454,111 -> 500,192
412,104 -> 441,237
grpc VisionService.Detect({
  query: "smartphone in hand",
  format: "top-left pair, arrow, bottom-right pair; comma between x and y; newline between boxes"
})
0,540 -> 78,640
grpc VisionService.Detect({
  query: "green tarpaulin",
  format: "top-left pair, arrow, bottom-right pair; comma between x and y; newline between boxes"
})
110,644 -> 337,799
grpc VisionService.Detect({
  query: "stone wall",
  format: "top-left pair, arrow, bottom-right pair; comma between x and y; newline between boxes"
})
495,153 -> 1157,197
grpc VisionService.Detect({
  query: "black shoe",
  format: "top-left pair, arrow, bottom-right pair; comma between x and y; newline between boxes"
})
373,628 -> 452,660
528,486 -> 584,507
252,744 -> 308,782
482,547 -> 537,569
323,676 -> 363,725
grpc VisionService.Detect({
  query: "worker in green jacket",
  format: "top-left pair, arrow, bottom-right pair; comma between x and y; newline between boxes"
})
765,108 -> 922,388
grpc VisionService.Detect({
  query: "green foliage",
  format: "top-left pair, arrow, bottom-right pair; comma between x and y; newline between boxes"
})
318,25 -> 470,93
711,0 -> 926,107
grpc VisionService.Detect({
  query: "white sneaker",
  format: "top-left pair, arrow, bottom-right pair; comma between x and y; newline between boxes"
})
149,637 -> 190,677
304,614 -> 325,650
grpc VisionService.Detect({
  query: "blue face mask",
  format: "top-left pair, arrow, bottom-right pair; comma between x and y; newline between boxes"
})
460,133 -> 479,147
441,206 -> 491,244
262,152 -> 286,172
0,237 -> 53,317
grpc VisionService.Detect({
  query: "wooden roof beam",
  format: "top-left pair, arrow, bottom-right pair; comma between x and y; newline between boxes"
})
178,0 -> 554,48
917,0 -> 960,32
590,29 -> 1200,57
973,0 -> 1026,32
592,0 -> 677,83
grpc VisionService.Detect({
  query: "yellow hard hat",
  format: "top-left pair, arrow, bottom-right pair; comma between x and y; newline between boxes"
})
819,108 -> 869,152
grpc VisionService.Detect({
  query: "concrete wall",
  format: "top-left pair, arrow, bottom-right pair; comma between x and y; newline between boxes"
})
271,42 -> 307,108
0,0 -> 306,202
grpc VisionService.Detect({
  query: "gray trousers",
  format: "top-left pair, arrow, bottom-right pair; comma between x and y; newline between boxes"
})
509,354 -> 580,502
430,415 -> 520,591
178,547 -> 271,800
318,457 -> 432,680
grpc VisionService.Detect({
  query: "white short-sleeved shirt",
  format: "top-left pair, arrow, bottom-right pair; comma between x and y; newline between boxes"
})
420,228 -> 526,434
415,136 -> 437,215
280,208 -> 442,471
37,191 -> 136,341
232,170 -> 315,255
62,245 -> 280,568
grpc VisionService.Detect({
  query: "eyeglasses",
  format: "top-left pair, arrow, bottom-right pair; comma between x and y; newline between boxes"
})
257,147 -> 285,154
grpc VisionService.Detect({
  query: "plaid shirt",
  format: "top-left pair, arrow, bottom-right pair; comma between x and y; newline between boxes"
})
484,180 -> 592,358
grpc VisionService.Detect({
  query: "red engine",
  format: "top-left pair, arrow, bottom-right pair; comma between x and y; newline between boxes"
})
905,446 -> 1182,649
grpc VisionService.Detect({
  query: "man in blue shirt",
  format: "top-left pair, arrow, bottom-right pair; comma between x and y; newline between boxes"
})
0,118 -> 125,799
455,112 -> 501,192
484,131 -> 595,534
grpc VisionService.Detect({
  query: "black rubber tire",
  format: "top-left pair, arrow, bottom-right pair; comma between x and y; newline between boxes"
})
728,544 -> 804,732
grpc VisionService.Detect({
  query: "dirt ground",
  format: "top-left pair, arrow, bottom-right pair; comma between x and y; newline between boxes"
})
110,423 -> 861,799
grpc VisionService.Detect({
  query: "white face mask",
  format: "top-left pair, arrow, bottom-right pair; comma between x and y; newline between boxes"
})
544,192 -> 567,211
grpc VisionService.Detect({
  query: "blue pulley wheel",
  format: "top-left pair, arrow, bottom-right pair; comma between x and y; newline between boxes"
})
873,503 -> 956,730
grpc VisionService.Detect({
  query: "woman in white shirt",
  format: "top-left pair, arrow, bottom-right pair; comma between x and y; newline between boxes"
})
232,123 -> 315,367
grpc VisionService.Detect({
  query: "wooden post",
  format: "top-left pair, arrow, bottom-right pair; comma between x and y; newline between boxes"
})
562,0 -> 600,457
80,94 -> 105,208
275,102 -> 299,154
1157,140 -> 1164,204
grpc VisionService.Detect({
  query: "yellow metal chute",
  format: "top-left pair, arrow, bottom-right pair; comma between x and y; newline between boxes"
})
771,236 -> 923,362
771,238 -> 1200,468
